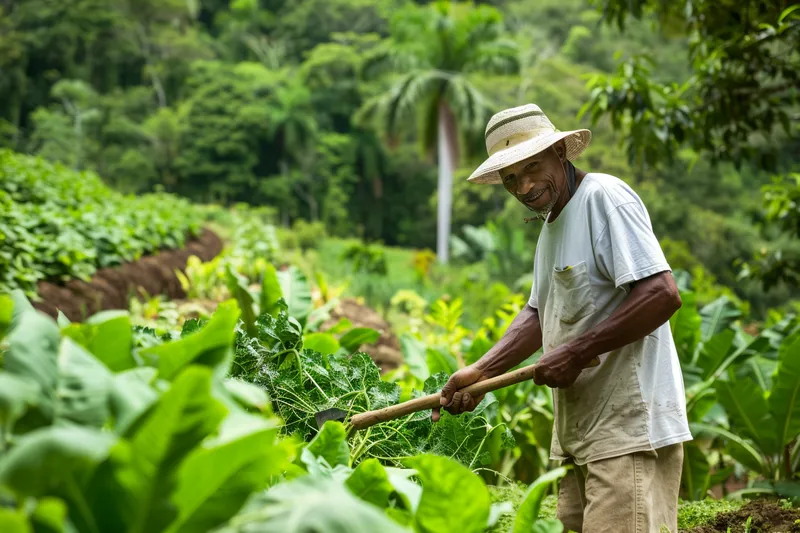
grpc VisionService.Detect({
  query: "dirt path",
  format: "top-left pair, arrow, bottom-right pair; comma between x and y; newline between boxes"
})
32,228 -> 223,321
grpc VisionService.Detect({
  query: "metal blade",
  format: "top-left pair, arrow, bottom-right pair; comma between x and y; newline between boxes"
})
314,408 -> 348,428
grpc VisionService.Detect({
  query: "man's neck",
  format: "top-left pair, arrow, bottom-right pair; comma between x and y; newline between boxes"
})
547,166 -> 587,223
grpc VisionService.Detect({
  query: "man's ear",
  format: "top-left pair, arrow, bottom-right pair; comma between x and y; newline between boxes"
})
553,140 -> 567,162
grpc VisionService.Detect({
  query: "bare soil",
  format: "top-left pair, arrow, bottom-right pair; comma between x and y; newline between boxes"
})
685,500 -> 800,533
321,297 -> 404,374
33,228 -> 223,321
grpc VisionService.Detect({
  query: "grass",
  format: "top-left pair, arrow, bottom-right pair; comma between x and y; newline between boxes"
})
487,483 -> 749,532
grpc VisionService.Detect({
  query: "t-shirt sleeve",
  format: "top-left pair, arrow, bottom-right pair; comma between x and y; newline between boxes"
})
593,201 -> 671,289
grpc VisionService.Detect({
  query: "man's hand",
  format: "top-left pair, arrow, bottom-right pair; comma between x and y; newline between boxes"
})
532,343 -> 590,389
432,365 -> 490,422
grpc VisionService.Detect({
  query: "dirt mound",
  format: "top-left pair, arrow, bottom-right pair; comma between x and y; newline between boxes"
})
321,297 -> 404,374
32,228 -> 223,322
685,500 -> 800,533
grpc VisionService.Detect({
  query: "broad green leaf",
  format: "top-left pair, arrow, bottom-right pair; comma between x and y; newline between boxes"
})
385,467 -> 422,514
259,262 -> 283,317
140,300 -> 240,380
0,426 -> 116,498
399,334 -> 429,381
90,366 -> 227,533
5,312 -> 60,425
511,467 -> 568,532
109,367 -> 159,435
487,502 -> 514,528
225,265 -> 257,337
304,332 -> 340,355
696,330 -> 735,379
670,291 -> 701,363
426,348 -> 458,376
681,441 -> 710,501
0,374 -> 40,434
0,508 -> 30,533
403,454 -> 490,533
30,497 -> 68,533
61,310 -> 134,372
56,338 -> 113,427
345,458 -> 394,509
306,420 -> 350,468
716,379 -> 779,455
9,289 -> 34,332
339,327 -> 380,352
770,335 -> 800,449
56,311 -> 72,328
222,378 -> 270,412
699,296 -> 741,342
219,476 -> 409,533
166,425 -> 293,533
0,293 -> 12,341
277,266 -> 313,321
689,422 -> 766,475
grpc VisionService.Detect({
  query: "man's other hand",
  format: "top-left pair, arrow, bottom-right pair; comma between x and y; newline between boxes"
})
432,365 -> 490,422
533,344 -> 587,388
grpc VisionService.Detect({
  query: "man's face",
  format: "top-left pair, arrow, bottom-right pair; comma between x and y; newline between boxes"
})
499,143 -> 566,216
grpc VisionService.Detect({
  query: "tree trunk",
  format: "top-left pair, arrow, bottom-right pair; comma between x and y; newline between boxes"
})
436,102 -> 457,264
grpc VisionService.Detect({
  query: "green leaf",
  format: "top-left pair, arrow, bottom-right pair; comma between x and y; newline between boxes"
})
304,332 -> 341,355
221,476 -> 410,533
259,262 -> 283,317
339,328 -> 380,352
108,368 -> 159,435
90,366 -> 227,533
511,467 -> 568,532
225,265 -> 257,337
140,300 -> 240,380
696,330 -> 735,379
56,311 -> 72,328
30,497 -> 68,533
9,289 -> 34,331
399,334 -> 429,381
769,335 -> 800,449
61,310 -> 134,372
306,420 -> 350,468
166,424 -> 293,533
403,454 -> 491,533
716,378 -> 779,455
0,374 -> 40,434
385,467 -> 422,513
277,266 -> 313,321
345,458 -> 394,509
699,297 -> 740,341
681,441 -> 710,501
222,378 -> 270,412
0,293 -> 12,341
531,518 -> 564,533
670,291 -> 701,363
689,422 -> 766,475
426,348 -> 458,375
487,502 -> 514,528
55,338 -> 113,427
0,508 -> 31,533
0,426 -> 117,498
5,312 -> 61,425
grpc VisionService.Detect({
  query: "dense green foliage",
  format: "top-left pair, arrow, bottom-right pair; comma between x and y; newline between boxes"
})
1,0 -> 797,315
0,150 -> 202,296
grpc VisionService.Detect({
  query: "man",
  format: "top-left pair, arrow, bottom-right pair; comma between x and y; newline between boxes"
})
432,104 -> 692,533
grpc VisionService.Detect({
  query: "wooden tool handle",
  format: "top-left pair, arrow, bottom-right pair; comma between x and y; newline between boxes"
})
349,356 -> 600,430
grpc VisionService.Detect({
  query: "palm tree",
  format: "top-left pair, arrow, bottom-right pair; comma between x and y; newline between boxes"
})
356,1 -> 519,263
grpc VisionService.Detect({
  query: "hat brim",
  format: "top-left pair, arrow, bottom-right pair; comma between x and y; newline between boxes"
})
467,129 -> 592,184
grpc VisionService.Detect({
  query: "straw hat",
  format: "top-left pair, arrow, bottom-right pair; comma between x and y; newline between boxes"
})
467,103 -> 592,184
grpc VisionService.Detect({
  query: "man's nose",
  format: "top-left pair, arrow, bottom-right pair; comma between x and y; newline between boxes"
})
515,175 -> 534,196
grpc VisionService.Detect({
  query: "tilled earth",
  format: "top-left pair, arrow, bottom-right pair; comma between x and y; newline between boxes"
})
684,500 -> 800,533
32,228 -> 223,321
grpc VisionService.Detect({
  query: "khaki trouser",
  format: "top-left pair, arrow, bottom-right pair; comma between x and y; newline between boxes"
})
556,443 -> 684,533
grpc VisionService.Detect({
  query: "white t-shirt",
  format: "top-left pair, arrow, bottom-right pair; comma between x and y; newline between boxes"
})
529,172 -> 692,465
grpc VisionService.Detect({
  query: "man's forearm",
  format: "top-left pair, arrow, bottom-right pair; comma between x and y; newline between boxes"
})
473,304 -> 543,378
569,272 -> 682,365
